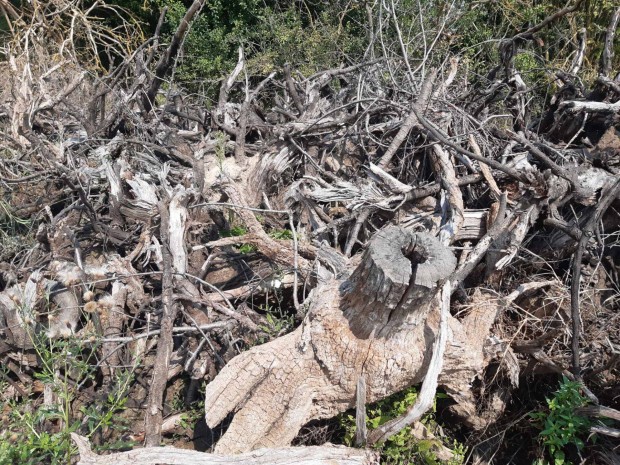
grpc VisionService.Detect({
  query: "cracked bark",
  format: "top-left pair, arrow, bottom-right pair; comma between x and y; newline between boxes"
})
204,226 -> 503,453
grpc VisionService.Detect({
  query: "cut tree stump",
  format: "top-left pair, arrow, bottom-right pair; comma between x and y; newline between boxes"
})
204,226 -> 506,453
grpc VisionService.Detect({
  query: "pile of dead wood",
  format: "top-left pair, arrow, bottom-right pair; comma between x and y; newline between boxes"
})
0,1 -> 619,464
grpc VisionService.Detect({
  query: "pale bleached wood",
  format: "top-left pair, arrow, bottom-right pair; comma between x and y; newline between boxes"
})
560,100 -> 620,113
71,433 -> 379,465
367,280 -> 451,444
204,227 -> 504,452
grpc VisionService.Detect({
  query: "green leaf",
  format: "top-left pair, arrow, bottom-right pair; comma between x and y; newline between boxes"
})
553,449 -> 565,465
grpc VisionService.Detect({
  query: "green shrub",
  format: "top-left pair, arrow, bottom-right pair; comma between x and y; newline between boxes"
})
530,376 -> 593,465
109,0 -> 366,92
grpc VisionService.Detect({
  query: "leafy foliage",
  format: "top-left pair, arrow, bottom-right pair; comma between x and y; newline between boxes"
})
0,333 -> 136,465
340,387 -> 465,465
258,303 -> 295,339
530,377 -> 594,465
106,0 -> 366,90
268,229 -> 293,240
96,0 -> 619,103
220,225 -> 256,254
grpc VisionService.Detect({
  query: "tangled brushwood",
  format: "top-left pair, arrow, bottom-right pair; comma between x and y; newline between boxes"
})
0,1 -> 619,464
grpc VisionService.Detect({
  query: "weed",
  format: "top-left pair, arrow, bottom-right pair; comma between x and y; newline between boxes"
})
269,229 -> 293,240
237,244 -> 256,254
214,131 -> 229,165
258,303 -> 295,339
340,387 -> 466,465
530,376 -> 593,465
0,318 -> 138,464
220,226 -> 257,254
221,225 -> 247,237
178,400 -> 205,431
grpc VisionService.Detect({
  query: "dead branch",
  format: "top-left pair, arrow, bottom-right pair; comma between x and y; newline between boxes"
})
601,7 -> 620,77
377,69 -> 437,169
142,0 -> 206,112
570,179 -> 620,376
513,0 -> 584,41
144,191 -> 186,446
1,2 -> 619,461
71,433 -> 379,465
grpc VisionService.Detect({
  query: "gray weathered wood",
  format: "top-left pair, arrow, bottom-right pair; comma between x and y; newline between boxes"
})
71,433 -> 379,465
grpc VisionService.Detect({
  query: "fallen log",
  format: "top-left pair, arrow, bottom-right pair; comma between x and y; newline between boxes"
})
70,433 -> 379,465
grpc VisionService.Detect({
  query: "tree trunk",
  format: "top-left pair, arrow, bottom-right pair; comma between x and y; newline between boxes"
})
204,227 -> 503,453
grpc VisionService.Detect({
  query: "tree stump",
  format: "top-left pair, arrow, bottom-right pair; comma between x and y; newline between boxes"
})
204,226 -> 503,453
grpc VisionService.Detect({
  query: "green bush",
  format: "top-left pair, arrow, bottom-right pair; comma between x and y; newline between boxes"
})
106,0 -> 366,92
87,0 -> 619,97
530,377 -> 593,465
